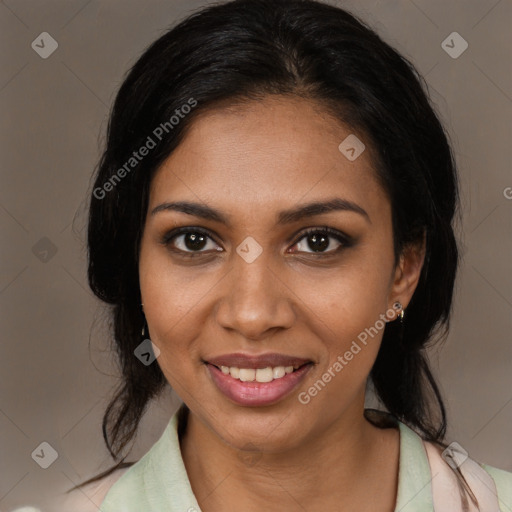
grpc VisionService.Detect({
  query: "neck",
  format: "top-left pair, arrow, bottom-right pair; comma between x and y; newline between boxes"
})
179,399 -> 399,512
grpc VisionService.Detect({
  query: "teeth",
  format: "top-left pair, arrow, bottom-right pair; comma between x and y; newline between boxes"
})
219,365 -> 303,382
239,368 -> 256,382
255,367 -> 273,382
272,366 -> 285,379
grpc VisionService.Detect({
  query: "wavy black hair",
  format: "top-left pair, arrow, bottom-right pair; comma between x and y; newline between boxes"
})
72,0 -> 465,498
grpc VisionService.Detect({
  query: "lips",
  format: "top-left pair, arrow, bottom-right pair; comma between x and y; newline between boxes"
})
205,352 -> 312,369
204,352 -> 314,406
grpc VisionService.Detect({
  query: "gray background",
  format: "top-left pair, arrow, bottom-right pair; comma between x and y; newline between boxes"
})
0,0 -> 511,509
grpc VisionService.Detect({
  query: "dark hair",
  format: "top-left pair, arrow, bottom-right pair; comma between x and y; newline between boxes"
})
73,0 -> 463,495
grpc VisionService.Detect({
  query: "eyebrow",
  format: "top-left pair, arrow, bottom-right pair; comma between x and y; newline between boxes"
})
151,198 -> 371,226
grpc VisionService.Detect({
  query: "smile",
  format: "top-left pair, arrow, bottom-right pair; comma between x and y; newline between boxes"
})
205,355 -> 314,407
217,364 -> 304,382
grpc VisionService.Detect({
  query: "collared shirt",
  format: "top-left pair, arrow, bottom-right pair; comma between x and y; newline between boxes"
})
95,407 -> 511,511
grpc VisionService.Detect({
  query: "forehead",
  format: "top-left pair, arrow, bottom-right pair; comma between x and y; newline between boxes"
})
149,96 -> 388,222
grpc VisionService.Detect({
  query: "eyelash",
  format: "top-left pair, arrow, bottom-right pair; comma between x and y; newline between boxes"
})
160,226 -> 352,258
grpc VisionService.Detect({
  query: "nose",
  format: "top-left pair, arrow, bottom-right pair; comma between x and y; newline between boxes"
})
215,248 -> 295,341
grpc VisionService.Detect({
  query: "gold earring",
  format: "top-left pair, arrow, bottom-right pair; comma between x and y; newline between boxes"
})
141,319 -> 148,339
393,301 -> 405,323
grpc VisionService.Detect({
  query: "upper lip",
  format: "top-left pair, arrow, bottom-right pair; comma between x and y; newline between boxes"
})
206,353 -> 312,369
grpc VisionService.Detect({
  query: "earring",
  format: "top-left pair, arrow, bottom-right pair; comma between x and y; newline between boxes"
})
393,301 -> 405,324
141,320 -> 146,338
140,302 -> 147,338
141,317 -> 149,340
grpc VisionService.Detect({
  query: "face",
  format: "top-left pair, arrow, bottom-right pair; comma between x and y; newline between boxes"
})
139,95 -> 423,453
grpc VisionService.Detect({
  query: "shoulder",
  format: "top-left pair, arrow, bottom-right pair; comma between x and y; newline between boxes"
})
481,463 -> 512,509
423,440 -> 512,510
54,467 -> 131,512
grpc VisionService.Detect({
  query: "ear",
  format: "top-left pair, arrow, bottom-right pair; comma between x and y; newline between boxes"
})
388,231 -> 426,312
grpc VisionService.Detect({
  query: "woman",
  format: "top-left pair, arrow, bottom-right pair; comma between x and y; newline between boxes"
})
61,0 -> 512,510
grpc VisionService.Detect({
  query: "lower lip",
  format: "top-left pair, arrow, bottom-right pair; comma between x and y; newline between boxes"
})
206,363 -> 313,407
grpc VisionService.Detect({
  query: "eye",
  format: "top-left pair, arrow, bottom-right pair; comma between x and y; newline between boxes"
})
161,226 -> 352,258
161,227 -> 222,257
290,227 -> 350,255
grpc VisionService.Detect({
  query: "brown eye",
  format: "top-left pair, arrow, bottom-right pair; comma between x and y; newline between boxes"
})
179,232 -> 209,251
290,227 -> 351,255
162,227 -> 222,256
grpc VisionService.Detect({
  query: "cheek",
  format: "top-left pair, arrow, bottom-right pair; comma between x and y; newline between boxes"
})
301,254 -> 392,384
139,240 -> 213,332
309,252 -> 392,334
312,294 -> 386,382
297,297 -> 387,416
138,244 -> 203,381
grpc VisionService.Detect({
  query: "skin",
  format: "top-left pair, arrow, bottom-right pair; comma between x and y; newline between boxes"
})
138,95 -> 426,512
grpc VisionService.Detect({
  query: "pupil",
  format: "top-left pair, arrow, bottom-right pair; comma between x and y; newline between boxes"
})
309,233 -> 328,252
185,233 -> 207,251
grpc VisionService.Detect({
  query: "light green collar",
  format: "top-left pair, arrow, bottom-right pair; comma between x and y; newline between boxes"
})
395,419 -> 434,511
101,408 -> 434,511
100,410 -> 201,511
